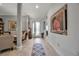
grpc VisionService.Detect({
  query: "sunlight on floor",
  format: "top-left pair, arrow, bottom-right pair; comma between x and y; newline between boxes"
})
34,38 -> 42,43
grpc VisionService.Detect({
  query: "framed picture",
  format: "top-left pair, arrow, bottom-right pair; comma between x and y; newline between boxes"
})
8,20 -> 16,31
50,4 -> 67,35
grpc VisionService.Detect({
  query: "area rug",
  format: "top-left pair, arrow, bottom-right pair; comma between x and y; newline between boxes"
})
31,43 -> 46,56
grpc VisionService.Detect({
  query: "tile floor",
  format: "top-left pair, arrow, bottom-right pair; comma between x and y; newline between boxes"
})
0,38 -> 59,56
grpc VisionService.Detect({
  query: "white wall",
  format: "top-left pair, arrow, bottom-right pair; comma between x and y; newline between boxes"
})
47,3 -> 79,56
22,16 -> 28,31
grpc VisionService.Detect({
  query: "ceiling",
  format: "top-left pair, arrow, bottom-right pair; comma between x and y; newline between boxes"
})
0,3 -> 55,18
0,3 -> 17,16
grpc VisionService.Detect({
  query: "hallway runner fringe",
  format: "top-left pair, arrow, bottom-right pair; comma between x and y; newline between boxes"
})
31,43 -> 46,56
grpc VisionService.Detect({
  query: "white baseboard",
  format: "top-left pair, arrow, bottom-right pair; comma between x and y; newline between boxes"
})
47,39 -> 64,56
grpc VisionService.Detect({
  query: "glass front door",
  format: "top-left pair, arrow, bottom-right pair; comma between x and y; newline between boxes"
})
32,21 -> 40,37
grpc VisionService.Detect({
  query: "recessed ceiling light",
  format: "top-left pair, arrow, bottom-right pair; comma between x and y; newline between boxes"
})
35,4 -> 39,8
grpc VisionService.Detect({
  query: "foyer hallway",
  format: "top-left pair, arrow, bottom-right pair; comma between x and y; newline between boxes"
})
0,38 -> 58,56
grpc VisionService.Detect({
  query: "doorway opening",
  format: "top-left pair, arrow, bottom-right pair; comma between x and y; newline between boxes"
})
36,22 -> 40,36
32,21 -> 40,38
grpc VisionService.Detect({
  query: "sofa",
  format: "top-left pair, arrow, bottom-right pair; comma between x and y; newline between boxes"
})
0,34 -> 15,51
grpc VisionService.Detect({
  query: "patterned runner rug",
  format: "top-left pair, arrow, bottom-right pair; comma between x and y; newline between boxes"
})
31,43 -> 46,56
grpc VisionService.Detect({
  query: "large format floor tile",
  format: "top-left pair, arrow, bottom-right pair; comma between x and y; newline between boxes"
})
0,38 -> 58,56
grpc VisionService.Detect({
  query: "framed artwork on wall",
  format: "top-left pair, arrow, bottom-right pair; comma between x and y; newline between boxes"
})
8,20 -> 16,31
50,4 -> 67,35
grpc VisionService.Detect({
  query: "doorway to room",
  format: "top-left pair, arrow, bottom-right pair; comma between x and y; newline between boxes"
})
32,21 -> 41,38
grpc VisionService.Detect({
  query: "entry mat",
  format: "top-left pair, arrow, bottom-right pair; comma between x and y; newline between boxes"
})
31,43 -> 46,56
